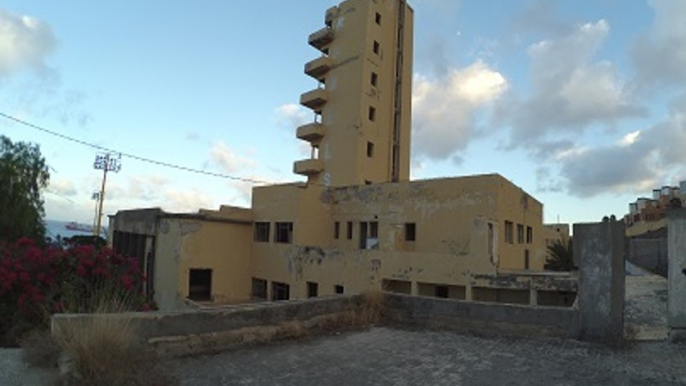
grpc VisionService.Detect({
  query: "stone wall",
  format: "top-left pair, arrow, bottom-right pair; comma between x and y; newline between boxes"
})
52,293 -> 581,358
386,294 -> 579,338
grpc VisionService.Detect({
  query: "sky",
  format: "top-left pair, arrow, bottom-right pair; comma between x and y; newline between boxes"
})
1,0 -> 685,227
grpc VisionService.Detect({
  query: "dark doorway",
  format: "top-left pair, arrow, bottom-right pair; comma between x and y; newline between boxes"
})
188,269 -> 212,301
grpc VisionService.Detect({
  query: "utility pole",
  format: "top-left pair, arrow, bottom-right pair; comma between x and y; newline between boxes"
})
93,153 -> 121,237
91,191 -> 100,235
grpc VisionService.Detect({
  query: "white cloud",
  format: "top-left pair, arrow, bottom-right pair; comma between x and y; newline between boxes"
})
210,141 -> 257,174
412,60 -> 507,160
0,9 -> 56,77
162,189 -> 216,213
502,20 -> 644,145
632,0 -> 686,89
48,177 -> 77,197
274,103 -> 311,130
556,93 -> 686,197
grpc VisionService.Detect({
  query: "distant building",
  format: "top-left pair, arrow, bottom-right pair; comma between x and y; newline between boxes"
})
110,0 -> 572,311
543,223 -> 570,248
624,183 -> 684,237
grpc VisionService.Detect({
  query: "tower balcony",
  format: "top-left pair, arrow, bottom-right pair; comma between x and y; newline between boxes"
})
300,88 -> 328,112
325,6 -> 338,27
296,123 -> 326,143
293,159 -> 324,176
304,56 -> 333,81
309,27 -> 334,51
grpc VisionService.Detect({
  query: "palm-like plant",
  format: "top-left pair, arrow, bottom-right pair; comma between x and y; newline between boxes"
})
544,238 -> 574,271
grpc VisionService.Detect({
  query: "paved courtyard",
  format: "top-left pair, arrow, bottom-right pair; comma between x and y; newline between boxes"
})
0,272 -> 679,386
170,273 -> 680,386
170,327 -> 685,386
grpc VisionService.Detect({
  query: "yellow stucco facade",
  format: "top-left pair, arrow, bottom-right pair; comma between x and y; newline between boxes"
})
109,0 -> 569,310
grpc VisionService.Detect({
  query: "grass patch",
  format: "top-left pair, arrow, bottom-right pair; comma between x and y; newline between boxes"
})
53,295 -> 177,386
20,329 -> 61,369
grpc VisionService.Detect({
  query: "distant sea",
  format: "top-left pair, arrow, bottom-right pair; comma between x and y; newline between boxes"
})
44,219 -> 107,240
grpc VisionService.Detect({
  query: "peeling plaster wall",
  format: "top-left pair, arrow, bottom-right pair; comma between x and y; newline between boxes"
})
495,178 -> 545,271
250,175 -> 547,300
153,218 -> 253,310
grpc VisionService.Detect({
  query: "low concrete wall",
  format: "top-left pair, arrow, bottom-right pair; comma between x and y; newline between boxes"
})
627,237 -> 668,278
386,294 -> 579,338
52,296 -> 357,357
52,293 -> 581,357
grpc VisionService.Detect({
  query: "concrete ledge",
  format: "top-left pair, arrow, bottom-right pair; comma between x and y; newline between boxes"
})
51,296 -> 359,357
386,294 -> 579,338
52,293 -> 582,358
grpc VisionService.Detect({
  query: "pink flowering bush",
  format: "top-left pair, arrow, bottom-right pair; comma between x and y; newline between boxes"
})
0,238 -> 153,346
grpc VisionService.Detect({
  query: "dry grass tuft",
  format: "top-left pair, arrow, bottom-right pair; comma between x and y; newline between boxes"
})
54,297 -> 177,386
20,329 -> 61,369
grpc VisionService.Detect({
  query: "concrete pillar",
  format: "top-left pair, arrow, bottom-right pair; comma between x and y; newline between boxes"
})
574,220 -> 625,341
668,209 -> 686,341
411,281 -> 418,296
529,289 -> 538,306
465,283 -> 473,301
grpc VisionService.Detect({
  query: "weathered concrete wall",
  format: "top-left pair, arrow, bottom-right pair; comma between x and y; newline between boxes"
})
52,296 -> 357,357
574,220 -> 625,341
668,209 -> 686,341
53,293 -> 580,358
627,237 -> 668,278
386,294 -> 579,338
251,174 -> 547,302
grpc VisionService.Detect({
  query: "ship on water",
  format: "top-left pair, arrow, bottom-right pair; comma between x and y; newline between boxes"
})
65,221 -> 94,233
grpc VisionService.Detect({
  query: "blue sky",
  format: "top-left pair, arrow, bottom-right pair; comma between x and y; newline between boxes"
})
1,0 -> 685,228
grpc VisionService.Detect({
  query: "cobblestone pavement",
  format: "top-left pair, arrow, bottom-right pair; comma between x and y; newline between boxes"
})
170,327 -> 686,386
169,274 -> 679,386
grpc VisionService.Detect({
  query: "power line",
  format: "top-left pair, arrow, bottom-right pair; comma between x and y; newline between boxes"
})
0,112 -> 271,185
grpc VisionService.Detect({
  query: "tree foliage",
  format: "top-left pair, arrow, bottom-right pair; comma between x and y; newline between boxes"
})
544,238 -> 575,271
0,135 -> 50,243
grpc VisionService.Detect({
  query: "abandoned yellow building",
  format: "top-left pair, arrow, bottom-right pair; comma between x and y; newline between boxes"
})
110,0 -> 573,311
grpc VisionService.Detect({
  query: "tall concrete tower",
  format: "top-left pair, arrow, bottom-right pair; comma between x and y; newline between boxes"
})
294,0 -> 414,187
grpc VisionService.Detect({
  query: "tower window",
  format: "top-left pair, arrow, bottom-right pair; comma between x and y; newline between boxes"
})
375,12 -> 382,25
334,221 -> 340,239
275,222 -> 293,243
373,41 -> 380,55
368,106 -> 376,121
371,72 -> 378,87
405,223 -> 416,241
367,142 -> 374,157
254,222 -> 270,242
347,221 -> 353,240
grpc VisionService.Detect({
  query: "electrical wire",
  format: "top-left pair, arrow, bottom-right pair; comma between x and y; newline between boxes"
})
0,111 -> 272,185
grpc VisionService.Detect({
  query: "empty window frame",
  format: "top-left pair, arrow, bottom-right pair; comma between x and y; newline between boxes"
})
517,224 -> 524,244
275,222 -> 293,244
405,223 -> 416,241
505,221 -> 514,244
367,141 -> 374,157
435,285 -> 449,299
375,12 -> 382,25
307,282 -> 319,298
254,222 -> 270,242
334,221 -> 340,239
334,285 -> 345,294
373,40 -> 380,54
347,221 -> 354,240
371,72 -> 378,87
359,221 -> 379,249
251,278 -> 268,300
368,106 -> 376,121
524,249 -> 530,270
188,269 -> 212,301
272,281 -> 290,301
526,226 -> 533,244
